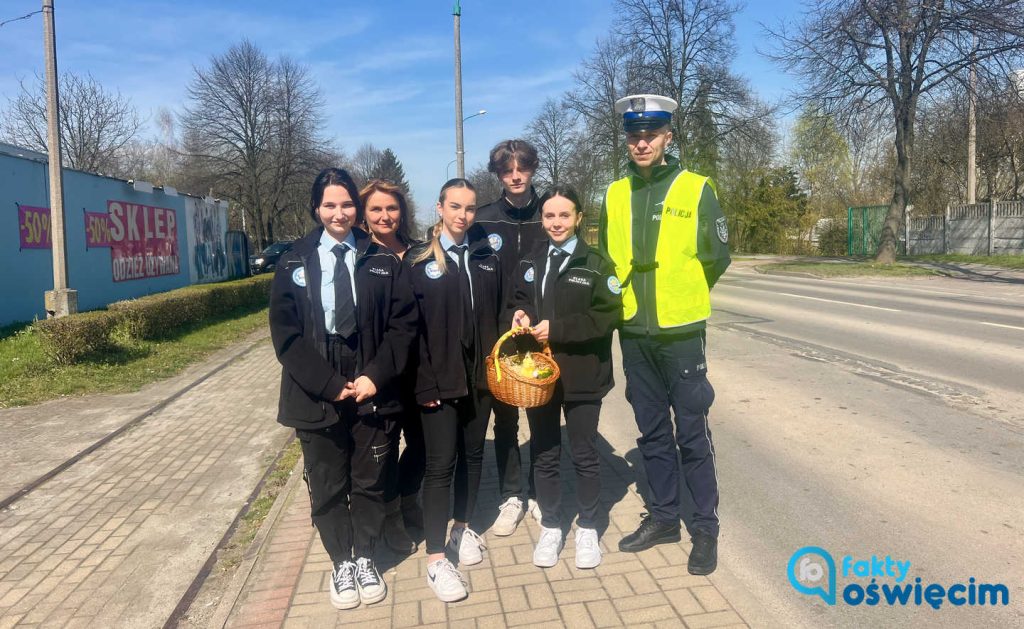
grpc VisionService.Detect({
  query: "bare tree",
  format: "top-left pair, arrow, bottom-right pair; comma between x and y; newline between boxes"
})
0,72 -> 142,175
349,143 -> 383,186
466,164 -> 503,206
180,40 -> 330,248
525,97 -> 581,188
767,1 -> 1024,262
615,0 -> 763,172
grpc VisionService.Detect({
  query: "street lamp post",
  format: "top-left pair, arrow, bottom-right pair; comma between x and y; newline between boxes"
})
447,110 -> 487,179
453,1 -> 465,178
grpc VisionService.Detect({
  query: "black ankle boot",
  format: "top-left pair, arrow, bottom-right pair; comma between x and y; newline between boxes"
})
383,500 -> 416,555
687,530 -> 717,575
618,513 -> 681,553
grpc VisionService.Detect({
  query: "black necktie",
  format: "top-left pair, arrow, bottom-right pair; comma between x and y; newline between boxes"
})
332,244 -> 357,338
448,244 -> 475,350
541,249 -> 568,321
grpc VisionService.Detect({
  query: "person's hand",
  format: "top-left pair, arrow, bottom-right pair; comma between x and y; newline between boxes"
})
422,399 -> 441,409
512,310 -> 531,330
334,381 -> 356,401
531,320 -> 550,342
351,375 -> 377,403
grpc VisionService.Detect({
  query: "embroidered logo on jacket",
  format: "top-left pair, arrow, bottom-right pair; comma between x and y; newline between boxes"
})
478,263 -> 496,272
425,261 -> 442,279
607,276 -> 622,294
524,267 -> 535,283
368,266 -> 391,277
716,216 -> 729,243
566,275 -> 592,288
292,267 -> 306,287
488,233 -> 503,251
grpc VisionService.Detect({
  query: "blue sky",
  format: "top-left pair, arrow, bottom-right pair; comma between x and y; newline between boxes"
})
0,0 -> 801,211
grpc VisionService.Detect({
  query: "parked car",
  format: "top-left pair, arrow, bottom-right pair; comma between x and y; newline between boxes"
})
249,241 -> 294,274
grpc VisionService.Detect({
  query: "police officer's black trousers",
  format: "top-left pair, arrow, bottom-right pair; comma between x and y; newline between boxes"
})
492,400 -> 537,501
526,391 -> 602,530
296,335 -> 394,563
420,391 -> 492,555
620,330 -> 720,537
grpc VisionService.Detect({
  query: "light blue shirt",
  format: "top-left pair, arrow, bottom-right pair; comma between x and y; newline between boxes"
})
439,231 -> 474,308
318,230 -> 357,334
542,235 -> 577,297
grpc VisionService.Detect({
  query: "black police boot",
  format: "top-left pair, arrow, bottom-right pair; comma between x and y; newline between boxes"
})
401,495 -> 424,531
687,530 -> 718,575
618,513 -> 681,553
383,499 -> 416,556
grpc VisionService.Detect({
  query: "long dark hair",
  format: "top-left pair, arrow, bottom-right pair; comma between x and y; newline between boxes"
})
358,179 -> 414,248
411,178 -> 476,273
309,168 -> 363,224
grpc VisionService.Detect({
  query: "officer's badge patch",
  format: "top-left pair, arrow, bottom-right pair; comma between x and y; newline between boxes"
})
291,267 -> 306,287
425,261 -> 442,279
715,217 -> 729,243
630,97 -> 646,112
524,267 -> 535,283
488,233 -> 503,251
607,276 -> 622,295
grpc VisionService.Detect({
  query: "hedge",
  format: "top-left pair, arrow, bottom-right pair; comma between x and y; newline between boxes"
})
33,275 -> 272,364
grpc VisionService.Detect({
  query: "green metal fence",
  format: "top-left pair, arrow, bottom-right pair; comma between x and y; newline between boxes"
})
847,205 -> 905,255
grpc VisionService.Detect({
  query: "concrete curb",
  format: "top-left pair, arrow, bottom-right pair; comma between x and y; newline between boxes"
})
207,456 -> 305,629
752,264 -> 822,279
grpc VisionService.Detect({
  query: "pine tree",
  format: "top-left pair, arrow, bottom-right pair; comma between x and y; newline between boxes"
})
367,148 -> 417,231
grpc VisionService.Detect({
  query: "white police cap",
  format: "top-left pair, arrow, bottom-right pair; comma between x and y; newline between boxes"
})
615,94 -> 678,131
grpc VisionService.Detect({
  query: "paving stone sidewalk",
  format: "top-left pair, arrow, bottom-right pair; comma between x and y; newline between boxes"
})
222,423 -> 749,628
0,335 -> 291,628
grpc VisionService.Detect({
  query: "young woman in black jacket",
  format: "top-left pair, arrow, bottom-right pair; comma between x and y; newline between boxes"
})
269,168 -> 417,610
507,185 -> 623,570
405,178 -> 502,603
358,179 -> 423,556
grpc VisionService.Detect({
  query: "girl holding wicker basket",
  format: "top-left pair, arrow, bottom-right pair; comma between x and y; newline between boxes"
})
405,178 -> 504,603
507,184 -> 623,570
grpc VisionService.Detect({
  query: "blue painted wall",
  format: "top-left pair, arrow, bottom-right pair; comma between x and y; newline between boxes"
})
1,150 -> 191,326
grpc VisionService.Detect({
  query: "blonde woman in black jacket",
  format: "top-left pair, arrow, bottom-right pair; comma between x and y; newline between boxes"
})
269,168 -> 417,610
507,185 -> 622,570
405,178 -> 503,603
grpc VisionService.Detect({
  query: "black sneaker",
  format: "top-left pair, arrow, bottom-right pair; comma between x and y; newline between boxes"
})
687,530 -> 718,575
384,510 -> 417,555
618,513 -> 681,553
354,557 -> 387,604
329,561 -> 359,610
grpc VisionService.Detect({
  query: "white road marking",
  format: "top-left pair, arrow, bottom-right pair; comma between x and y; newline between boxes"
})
777,292 -> 902,312
980,321 -> 1024,332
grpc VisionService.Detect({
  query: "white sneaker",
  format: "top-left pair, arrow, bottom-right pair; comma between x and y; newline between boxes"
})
492,497 -> 525,536
574,527 -> 602,569
427,558 -> 469,602
448,526 -> 486,565
354,557 -> 386,604
527,498 -> 543,522
329,561 -> 359,610
533,526 -> 564,568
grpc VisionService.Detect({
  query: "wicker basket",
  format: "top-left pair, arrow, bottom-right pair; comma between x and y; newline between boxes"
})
485,328 -> 560,408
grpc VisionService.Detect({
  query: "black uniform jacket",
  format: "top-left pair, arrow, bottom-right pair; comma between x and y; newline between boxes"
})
506,239 -> 623,402
471,190 -> 546,298
269,226 -> 418,429
405,234 -> 503,405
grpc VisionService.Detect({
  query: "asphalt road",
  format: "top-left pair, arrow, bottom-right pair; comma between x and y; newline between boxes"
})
591,261 -> 1024,628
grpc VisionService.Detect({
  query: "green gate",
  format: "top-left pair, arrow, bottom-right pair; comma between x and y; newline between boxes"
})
847,205 -> 905,256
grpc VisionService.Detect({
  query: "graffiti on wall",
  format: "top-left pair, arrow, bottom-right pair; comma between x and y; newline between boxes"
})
187,197 -> 228,283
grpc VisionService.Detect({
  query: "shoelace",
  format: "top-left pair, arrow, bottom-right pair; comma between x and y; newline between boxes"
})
539,528 -> 562,548
576,531 -> 598,552
460,527 -> 486,550
435,559 -> 468,587
334,562 -> 356,590
499,499 -> 522,516
355,558 -> 380,586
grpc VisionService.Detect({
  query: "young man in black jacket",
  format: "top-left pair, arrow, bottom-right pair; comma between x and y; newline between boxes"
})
270,168 -> 417,610
470,139 -> 547,535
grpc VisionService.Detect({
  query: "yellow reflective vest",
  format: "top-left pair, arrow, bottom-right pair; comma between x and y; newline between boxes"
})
604,170 -> 712,328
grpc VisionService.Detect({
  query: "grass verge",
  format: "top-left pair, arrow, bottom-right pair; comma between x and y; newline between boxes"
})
0,307 -> 268,408
760,262 -> 939,278
905,254 -> 1024,270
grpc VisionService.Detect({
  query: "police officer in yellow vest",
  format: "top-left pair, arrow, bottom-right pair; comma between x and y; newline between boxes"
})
599,94 -> 730,575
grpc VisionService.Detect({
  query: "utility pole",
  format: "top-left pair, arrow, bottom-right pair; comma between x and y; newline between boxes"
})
967,36 -> 977,205
453,0 -> 465,178
42,0 -> 76,317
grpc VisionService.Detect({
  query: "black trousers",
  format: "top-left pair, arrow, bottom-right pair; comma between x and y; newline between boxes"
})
620,331 -> 719,536
526,390 -> 602,530
296,335 -> 394,562
492,399 -> 536,501
383,406 -> 426,503
421,391 -> 492,554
